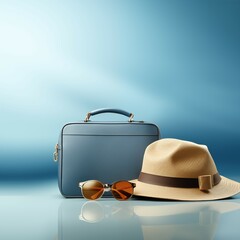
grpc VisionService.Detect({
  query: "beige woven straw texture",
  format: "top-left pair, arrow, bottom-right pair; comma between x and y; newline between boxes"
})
132,139 -> 240,201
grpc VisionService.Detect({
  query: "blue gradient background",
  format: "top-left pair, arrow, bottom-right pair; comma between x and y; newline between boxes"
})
0,0 -> 239,180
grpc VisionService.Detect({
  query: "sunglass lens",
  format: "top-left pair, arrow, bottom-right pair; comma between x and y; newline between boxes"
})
111,181 -> 134,201
82,180 -> 104,200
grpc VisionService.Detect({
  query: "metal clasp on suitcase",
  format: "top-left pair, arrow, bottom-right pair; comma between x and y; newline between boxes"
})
53,144 -> 59,162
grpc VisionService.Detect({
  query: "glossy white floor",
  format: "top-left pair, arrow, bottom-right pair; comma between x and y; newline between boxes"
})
0,179 -> 240,240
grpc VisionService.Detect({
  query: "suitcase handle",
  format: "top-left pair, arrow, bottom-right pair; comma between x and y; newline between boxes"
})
84,108 -> 134,122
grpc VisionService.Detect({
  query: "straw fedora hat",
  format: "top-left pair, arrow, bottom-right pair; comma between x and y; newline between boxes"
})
131,138 -> 240,201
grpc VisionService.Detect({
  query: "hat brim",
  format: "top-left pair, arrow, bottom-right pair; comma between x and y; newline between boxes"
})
131,176 -> 240,201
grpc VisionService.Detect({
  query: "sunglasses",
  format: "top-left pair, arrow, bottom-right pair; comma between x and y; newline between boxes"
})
79,180 -> 136,201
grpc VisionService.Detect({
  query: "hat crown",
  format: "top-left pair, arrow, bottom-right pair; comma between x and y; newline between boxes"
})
142,139 -> 218,178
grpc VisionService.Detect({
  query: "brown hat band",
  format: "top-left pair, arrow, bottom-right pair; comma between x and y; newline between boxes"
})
138,172 -> 221,191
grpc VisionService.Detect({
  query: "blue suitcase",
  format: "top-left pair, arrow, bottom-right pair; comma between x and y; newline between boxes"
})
54,108 -> 160,197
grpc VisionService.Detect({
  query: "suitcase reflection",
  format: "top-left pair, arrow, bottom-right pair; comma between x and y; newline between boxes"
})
58,200 -> 142,240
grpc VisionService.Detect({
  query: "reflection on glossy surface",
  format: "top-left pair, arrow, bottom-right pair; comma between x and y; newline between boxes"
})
58,200 -> 142,240
0,182 -> 240,240
58,199 -> 240,240
133,201 -> 240,240
79,201 -> 134,223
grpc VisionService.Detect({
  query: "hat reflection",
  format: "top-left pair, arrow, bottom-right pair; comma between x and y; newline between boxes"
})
133,202 -> 240,240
